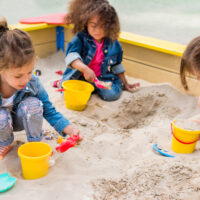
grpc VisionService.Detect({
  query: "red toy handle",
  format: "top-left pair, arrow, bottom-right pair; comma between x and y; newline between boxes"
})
56,135 -> 80,153
56,88 -> 65,92
55,70 -> 63,75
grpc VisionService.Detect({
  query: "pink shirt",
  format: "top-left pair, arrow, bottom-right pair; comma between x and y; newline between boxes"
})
88,39 -> 104,77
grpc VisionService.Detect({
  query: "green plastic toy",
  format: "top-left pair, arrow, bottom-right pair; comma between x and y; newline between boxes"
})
0,173 -> 16,192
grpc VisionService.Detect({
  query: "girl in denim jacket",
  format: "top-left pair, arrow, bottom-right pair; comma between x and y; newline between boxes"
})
0,16 -> 80,150
54,0 -> 140,101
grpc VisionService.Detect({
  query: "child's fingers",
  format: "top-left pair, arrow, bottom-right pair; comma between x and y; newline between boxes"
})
125,82 -> 140,92
129,82 -> 140,88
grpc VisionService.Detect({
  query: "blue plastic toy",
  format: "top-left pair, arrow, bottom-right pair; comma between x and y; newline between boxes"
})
153,144 -> 175,158
0,173 -> 16,192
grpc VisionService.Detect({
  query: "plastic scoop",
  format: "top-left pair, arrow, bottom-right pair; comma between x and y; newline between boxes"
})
94,78 -> 112,89
153,144 -> 175,158
56,135 -> 80,153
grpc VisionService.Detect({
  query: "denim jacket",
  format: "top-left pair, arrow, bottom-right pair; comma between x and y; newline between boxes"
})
0,75 -> 70,134
63,30 -> 125,81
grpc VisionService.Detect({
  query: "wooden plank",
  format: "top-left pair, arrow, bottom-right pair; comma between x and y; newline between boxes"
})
121,42 -> 181,74
123,59 -> 200,96
28,27 -> 56,46
34,42 -> 57,58
64,28 -> 74,43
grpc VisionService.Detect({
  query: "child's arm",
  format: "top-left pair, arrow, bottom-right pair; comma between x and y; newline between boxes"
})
71,59 -> 96,82
65,33 -> 96,82
110,40 -> 140,92
117,72 -> 140,92
36,77 -> 80,137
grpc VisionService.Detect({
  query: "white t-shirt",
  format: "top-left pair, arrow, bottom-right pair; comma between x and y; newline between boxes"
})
2,93 -> 16,110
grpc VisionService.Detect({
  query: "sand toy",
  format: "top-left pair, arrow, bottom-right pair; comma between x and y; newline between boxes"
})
0,173 -> 16,192
153,144 -> 175,158
56,135 -> 80,153
94,78 -> 112,90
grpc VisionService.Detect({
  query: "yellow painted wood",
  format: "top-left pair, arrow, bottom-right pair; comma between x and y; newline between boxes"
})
61,24 -> 74,29
119,32 -> 185,57
9,23 -> 55,32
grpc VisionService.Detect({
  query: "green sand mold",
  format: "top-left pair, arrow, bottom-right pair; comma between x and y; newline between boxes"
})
0,173 -> 16,192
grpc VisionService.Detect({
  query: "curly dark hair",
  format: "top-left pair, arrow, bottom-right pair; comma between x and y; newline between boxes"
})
180,36 -> 200,90
0,16 -> 35,70
65,0 -> 120,41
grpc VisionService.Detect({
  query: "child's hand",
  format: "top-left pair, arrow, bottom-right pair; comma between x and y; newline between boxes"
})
123,82 -> 140,92
63,125 -> 82,140
83,67 -> 96,83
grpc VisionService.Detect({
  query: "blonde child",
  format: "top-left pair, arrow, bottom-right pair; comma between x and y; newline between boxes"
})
54,0 -> 140,101
180,36 -> 200,122
0,16 -> 80,150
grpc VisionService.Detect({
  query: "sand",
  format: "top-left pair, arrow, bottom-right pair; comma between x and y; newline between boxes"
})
1,52 -> 200,200
174,119 -> 200,131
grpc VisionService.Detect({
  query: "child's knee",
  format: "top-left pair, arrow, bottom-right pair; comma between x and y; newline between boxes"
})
18,97 -> 43,117
0,108 -> 14,146
17,97 -> 43,142
98,89 -> 121,101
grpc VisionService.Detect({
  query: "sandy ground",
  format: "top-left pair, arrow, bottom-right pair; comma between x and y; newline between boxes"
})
1,52 -> 200,200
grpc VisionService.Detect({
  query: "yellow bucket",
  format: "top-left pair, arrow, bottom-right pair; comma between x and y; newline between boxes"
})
62,80 -> 94,111
18,142 -> 52,179
171,120 -> 200,153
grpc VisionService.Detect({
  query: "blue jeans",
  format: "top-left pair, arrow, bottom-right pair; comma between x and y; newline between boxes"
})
94,76 -> 122,101
0,97 -> 43,146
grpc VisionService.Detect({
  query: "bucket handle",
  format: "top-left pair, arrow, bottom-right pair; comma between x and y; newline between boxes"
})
56,88 -> 65,92
171,123 -> 200,145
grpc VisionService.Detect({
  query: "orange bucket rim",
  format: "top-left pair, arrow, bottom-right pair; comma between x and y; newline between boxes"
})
171,120 -> 200,135
18,142 -> 52,160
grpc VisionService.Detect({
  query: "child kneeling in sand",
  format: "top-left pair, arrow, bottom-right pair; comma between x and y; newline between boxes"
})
0,16 -> 81,153
53,0 -> 140,101
180,35 -> 200,122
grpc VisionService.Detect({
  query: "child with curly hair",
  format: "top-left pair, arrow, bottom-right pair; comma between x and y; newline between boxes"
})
54,0 -> 140,101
